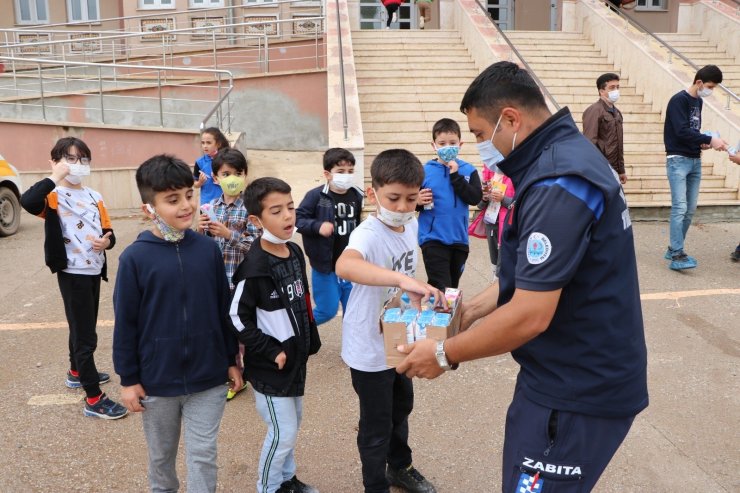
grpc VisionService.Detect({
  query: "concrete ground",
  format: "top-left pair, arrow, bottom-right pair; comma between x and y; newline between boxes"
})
0,210 -> 738,492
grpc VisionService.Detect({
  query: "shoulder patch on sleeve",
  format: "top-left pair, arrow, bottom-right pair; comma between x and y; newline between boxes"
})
526,232 -> 552,265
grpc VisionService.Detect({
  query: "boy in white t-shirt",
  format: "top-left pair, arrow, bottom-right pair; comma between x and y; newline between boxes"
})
336,149 -> 442,493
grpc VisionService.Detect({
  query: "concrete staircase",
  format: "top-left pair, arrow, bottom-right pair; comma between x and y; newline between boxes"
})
352,30 -> 482,185
505,30 -> 738,206
655,32 -> 739,105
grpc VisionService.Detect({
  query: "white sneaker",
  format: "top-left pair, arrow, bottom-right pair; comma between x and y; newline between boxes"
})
419,17 -> 424,29
391,12 -> 398,23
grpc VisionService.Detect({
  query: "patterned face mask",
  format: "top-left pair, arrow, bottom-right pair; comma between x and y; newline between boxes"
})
146,204 -> 186,243
435,145 -> 460,163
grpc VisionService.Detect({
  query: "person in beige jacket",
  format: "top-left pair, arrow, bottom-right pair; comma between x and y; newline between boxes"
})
582,73 -> 626,184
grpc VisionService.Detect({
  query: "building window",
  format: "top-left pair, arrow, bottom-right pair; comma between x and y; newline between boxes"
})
139,0 -> 174,9
189,0 -> 225,7
67,0 -> 99,22
242,0 -> 277,5
14,0 -> 49,24
636,0 -> 666,10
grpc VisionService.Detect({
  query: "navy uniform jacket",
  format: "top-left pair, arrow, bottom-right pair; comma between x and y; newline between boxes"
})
497,108 -> 648,418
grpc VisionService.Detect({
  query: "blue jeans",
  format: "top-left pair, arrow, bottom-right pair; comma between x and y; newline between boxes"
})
311,270 -> 353,325
254,390 -> 303,493
667,156 -> 702,253
141,384 -> 228,493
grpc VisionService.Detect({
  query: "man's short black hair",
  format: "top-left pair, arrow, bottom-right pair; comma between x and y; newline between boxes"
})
50,137 -> 91,162
212,148 -> 248,175
694,65 -> 722,85
201,127 -> 230,150
244,177 -> 292,218
432,118 -> 461,140
596,73 -> 620,91
370,149 -> 424,189
323,147 -> 356,171
460,61 -> 548,122
136,154 -> 194,204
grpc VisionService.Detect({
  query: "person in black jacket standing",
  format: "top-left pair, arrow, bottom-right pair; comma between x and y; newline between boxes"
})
296,148 -> 363,326
229,177 -> 321,493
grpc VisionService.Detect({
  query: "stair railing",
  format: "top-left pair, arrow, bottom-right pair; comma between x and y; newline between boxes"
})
601,0 -> 738,110
472,0 -> 561,111
9,0 -> 319,33
0,15 -> 325,94
335,0 -> 348,141
0,55 -> 233,131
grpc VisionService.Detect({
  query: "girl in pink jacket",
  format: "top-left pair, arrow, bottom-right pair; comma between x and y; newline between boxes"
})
477,167 -> 515,281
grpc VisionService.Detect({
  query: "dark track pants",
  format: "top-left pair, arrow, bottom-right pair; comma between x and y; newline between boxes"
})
502,384 -> 635,492
57,271 -> 102,398
421,243 -> 469,291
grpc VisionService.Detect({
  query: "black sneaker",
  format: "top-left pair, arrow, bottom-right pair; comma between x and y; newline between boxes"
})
386,465 -> 436,493
83,393 -> 128,420
276,476 -> 319,493
732,246 -> 740,262
65,370 -> 110,389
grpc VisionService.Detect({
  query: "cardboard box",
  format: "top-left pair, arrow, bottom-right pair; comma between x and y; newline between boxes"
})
381,291 -> 462,368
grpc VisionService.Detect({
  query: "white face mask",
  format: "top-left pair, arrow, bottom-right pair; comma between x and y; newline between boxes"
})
68,162 -> 91,176
375,201 -> 415,228
259,225 -> 296,244
65,174 -> 82,185
607,89 -> 620,103
331,173 -> 354,191
697,86 -> 712,98
476,113 -> 517,171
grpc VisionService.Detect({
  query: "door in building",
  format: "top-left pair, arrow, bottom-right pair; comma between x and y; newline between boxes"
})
486,0 -> 513,30
359,0 -> 415,29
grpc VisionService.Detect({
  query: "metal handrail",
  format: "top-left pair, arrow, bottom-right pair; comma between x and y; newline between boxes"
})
605,2 -> 739,110
335,0 -> 348,141
1,16 -> 324,51
0,55 -> 233,130
472,0 -> 561,111
12,0 -> 321,31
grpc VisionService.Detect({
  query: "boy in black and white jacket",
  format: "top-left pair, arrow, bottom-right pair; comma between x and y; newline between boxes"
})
228,177 -> 321,493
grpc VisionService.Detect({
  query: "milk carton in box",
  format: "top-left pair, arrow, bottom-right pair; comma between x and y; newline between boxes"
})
380,289 -> 463,368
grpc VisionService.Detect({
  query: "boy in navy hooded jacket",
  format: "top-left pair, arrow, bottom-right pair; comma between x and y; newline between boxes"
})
113,155 -> 242,493
416,118 -> 482,290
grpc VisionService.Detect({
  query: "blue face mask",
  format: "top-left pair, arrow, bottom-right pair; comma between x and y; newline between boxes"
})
477,114 -> 505,172
435,145 -> 460,163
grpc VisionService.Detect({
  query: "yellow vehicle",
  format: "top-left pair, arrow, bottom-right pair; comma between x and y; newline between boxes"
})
0,153 -> 23,236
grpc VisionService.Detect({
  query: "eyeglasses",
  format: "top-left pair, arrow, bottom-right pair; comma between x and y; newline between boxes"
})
64,154 -> 90,165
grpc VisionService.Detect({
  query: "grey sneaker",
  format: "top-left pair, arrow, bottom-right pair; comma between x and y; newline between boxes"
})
386,465 -> 436,493
83,394 -> 128,420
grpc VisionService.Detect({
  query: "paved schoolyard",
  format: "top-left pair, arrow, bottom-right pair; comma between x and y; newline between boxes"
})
0,211 -> 738,492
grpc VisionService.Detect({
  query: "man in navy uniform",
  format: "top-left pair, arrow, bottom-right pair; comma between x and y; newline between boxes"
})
397,61 -> 648,492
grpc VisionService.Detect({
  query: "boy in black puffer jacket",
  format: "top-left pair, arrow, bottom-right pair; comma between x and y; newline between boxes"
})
229,177 -> 321,493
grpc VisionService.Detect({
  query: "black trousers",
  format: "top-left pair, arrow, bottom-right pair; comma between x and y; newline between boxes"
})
384,3 -> 399,27
421,242 -> 469,291
502,383 -> 635,492
57,271 -> 102,398
350,368 -> 414,493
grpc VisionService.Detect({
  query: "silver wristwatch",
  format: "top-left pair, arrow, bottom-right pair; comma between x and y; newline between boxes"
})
435,340 -> 457,371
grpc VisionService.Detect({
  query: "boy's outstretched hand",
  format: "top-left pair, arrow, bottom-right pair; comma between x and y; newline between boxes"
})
121,384 -> 147,413
397,276 -> 443,309
228,366 -> 244,392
